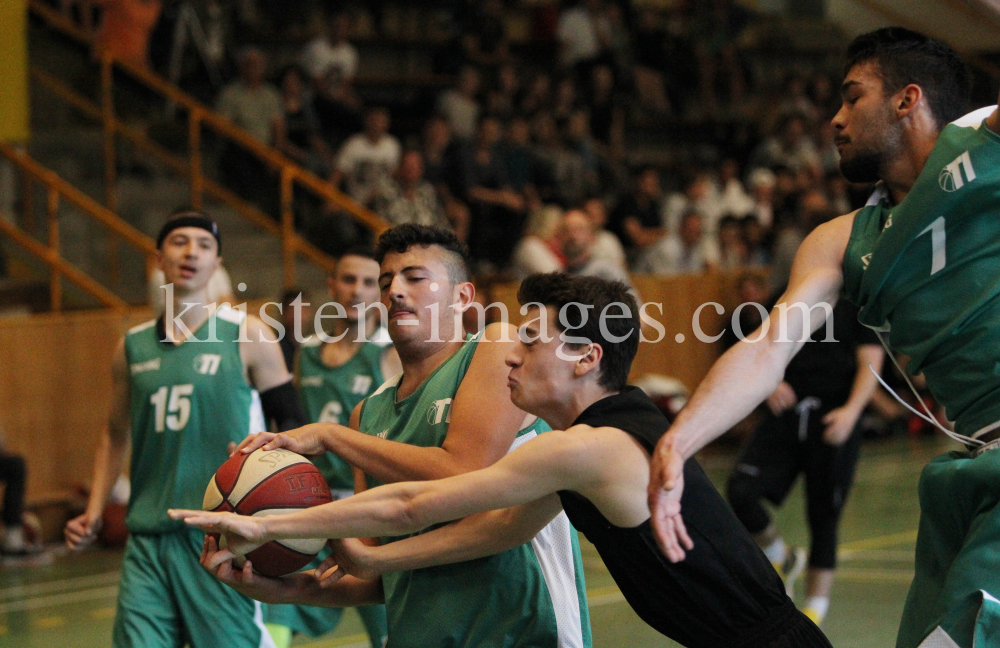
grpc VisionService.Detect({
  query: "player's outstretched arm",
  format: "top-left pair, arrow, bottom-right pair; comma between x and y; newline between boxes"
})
649,212 -> 854,560
65,339 -> 131,551
317,495 -> 564,585
172,426 -> 594,543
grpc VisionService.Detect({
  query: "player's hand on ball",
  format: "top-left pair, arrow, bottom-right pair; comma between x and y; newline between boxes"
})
199,535 -> 295,604
648,431 -> 694,563
64,513 -> 103,551
237,424 -> 332,457
168,509 -> 270,548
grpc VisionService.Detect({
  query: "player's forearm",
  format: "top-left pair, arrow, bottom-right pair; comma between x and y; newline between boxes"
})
84,428 -> 130,519
326,425 -> 472,482
361,498 -> 561,574
671,336 -> 794,459
843,346 -> 885,414
261,480 -> 441,541
256,572 -> 383,607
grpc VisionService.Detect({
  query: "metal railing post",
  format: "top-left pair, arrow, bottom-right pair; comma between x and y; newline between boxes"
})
280,168 -> 295,288
189,108 -> 203,209
47,187 -> 61,311
100,52 -> 116,213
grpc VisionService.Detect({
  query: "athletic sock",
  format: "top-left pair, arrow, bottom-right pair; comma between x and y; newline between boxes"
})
265,623 -> 292,648
762,537 -> 787,566
802,596 -> 829,625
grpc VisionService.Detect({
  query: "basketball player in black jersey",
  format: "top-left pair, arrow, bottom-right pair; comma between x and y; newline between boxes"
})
174,273 -> 831,648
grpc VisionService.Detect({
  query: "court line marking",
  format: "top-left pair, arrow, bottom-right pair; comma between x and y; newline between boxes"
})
0,571 -> 121,601
0,586 -> 119,614
839,530 -> 918,552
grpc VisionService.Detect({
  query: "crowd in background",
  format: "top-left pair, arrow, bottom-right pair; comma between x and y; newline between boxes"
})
59,0 -> 874,281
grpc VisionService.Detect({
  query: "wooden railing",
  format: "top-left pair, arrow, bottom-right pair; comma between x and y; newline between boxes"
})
0,142 -> 156,311
27,0 -> 390,288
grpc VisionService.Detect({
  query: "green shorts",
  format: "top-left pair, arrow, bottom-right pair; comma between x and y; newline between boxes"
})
263,547 -> 388,647
112,528 -> 276,648
897,449 -> 1000,648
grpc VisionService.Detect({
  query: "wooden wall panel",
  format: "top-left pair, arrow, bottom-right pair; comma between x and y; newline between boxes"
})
0,278 -> 755,501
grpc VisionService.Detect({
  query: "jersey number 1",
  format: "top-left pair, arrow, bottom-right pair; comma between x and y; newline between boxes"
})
918,216 -> 946,275
150,384 -> 194,432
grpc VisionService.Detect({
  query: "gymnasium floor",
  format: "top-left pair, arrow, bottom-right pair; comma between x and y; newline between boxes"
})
0,434 -> 952,648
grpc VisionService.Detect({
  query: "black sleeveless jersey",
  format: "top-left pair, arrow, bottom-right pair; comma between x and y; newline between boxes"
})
558,387 -> 824,648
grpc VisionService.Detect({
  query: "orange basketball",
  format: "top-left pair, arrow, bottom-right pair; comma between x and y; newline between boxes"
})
203,448 -> 332,577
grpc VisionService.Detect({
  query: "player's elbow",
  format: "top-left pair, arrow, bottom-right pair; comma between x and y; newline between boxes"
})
381,491 -> 431,535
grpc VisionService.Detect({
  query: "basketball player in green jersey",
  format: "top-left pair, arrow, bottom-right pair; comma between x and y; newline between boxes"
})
647,28 -> 1000,648
183,225 -> 591,648
64,210 -> 305,648
265,249 -> 398,648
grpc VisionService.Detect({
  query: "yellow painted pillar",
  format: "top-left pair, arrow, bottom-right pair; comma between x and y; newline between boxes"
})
0,0 -> 29,143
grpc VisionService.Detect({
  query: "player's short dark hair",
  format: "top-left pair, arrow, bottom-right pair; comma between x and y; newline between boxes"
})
374,224 -> 471,285
844,27 -> 969,128
518,272 -> 639,392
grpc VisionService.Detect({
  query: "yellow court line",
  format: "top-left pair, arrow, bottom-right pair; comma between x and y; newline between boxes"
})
835,568 -> 915,584
839,530 -> 918,552
34,616 -> 66,629
293,632 -> 369,648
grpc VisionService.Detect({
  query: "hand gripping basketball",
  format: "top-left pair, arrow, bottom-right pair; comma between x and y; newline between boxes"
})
171,447 -> 333,577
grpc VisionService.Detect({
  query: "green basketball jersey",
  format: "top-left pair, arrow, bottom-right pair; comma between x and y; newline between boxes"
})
359,332 -> 591,648
296,334 -> 388,490
843,106 -> 1000,435
124,306 -> 264,534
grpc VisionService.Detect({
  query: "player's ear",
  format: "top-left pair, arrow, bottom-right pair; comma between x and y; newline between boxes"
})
574,342 -> 603,379
452,281 -> 475,313
895,84 -> 923,118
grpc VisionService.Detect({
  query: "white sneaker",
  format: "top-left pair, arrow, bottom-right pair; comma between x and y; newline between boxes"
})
773,547 -> 807,598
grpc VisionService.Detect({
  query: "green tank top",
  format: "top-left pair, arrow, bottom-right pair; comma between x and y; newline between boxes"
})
359,332 -> 591,648
843,106 -> 1000,435
123,306 -> 264,534
296,335 -> 387,490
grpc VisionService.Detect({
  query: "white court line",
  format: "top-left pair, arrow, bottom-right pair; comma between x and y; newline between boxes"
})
0,572 -> 120,601
0,586 -> 119,614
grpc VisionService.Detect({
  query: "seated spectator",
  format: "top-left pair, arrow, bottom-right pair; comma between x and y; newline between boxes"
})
331,106 -> 401,209
748,111 -> 822,180
511,205 -> 566,281
0,429 -> 39,555
456,116 -> 525,267
532,112 -> 589,208
437,66 -> 482,141
690,0 -> 749,114
587,65 -> 625,154
216,47 -> 283,214
717,158 -> 754,218
741,215 -> 771,268
745,167 -> 777,229
376,151 -> 450,230
609,165 -> 665,258
460,0 -> 509,68
500,116 -> 546,213
300,11 -> 362,145
552,77 -> 579,125
276,65 -> 331,175
301,11 -> 359,85
634,210 -> 719,275
483,63 -> 520,122
519,71 -> 553,116
583,196 -> 626,271
631,9 -> 672,116
769,188 -> 831,293
722,273 -> 771,350
91,0 -> 162,69
556,0 -> 611,75
565,110 -> 600,191
563,208 -> 631,285
716,214 -> 748,270
421,116 -> 470,241
662,170 -> 724,235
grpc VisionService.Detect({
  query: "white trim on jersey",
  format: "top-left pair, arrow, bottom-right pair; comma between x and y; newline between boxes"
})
509,431 -> 586,648
127,319 -> 157,335
252,600 -> 278,648
215,304 -> 247,325
952,105 -> 997,130
248,389 -> 267,435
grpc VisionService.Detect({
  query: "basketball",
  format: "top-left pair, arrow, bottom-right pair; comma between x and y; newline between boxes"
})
203,448 -> 333,577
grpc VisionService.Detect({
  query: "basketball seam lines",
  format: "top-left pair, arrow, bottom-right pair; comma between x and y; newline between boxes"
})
229,462 -> 315,508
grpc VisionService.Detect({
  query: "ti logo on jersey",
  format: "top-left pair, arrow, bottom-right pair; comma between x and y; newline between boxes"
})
193,353 -> 222,375
427,398 -> 453,425
938,151 -> 976,192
